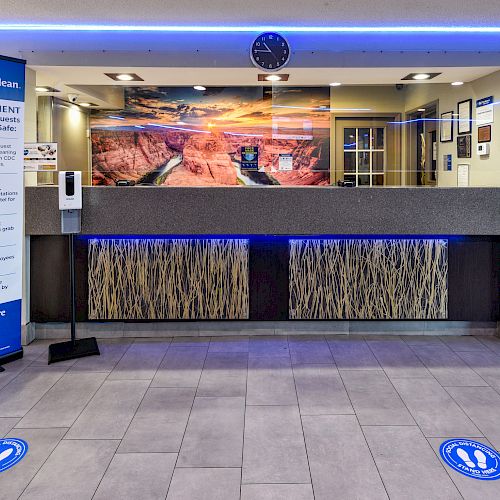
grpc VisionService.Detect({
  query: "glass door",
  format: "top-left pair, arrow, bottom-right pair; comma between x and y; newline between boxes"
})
334,117 -> 400,186
343,127 -> 385,186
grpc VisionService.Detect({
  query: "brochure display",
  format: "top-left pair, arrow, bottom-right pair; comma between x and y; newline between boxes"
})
0,55 -> 25,367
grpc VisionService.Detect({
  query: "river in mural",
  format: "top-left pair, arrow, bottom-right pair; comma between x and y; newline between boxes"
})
91,86 -> 330,186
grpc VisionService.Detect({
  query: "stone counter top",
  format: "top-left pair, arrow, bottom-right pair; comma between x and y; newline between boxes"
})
25,186 -> 500,236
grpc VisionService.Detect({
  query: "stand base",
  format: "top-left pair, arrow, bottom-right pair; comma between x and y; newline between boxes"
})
48,338 -> 100,364
0,348 -> 23,367
0,367 -> 4,372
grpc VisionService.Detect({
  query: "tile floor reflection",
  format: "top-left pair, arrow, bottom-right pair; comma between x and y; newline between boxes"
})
0,334 -> 500,499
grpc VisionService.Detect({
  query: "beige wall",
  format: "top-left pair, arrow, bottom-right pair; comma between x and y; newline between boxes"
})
405,71 -> 500,187
38,97 -> 91,185
330,73 -> 500,187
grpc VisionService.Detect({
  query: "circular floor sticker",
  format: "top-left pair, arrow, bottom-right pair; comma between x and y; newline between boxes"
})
0,439 -> 28,473
440,439 -> 500,480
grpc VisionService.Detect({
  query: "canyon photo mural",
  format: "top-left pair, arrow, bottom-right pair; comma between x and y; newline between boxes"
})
91,86 -> 330,186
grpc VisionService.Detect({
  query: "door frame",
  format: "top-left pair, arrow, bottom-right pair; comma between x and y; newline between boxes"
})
331,113 -> 402,185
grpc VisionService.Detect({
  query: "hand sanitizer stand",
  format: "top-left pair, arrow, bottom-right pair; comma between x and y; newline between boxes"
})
48,172 -> 100,364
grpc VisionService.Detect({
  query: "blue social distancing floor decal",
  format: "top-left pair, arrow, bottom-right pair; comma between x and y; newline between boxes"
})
0,439 -> 28,473
440,439 -> 500,480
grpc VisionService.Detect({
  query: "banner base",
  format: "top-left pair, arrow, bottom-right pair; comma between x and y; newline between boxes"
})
0,348 -> 24,368
48,338 -> 100,364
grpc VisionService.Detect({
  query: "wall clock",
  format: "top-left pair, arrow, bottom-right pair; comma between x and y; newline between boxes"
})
250,32 -> 290,72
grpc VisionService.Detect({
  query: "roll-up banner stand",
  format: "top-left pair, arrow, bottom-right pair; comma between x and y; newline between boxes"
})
0,55 -> 25,369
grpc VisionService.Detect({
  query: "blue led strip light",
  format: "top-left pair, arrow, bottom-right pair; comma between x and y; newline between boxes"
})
1,24 -> 500,33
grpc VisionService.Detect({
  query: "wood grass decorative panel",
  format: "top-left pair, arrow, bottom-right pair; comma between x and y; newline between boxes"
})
289,239 -> 448,319
88,238 -> 249,320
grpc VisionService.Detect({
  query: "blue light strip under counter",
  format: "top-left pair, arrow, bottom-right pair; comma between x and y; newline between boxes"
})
78,235 -> 463,242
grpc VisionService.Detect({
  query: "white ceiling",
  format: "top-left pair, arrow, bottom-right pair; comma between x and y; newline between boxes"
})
3,0 -> 500,25
32,65 -> 500,108
34,65 -> 500,87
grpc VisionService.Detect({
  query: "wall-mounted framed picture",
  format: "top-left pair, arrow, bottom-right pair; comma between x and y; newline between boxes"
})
478,124 -> 492,143
457,134 -> 472,158
440,111 -> 454,142
457,99 -> 472,134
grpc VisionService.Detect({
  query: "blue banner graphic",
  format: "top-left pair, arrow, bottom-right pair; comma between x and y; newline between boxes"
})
0,55 -> 25,361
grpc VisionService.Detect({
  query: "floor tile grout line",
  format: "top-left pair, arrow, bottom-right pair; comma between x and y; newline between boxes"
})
288,334 -> 316,500
240,339 -> 250,500
440,384 -> 495,443
89,339 -> 172,500
363,339 -> 474,498
475,335 -> 500,356
0,365 -> 70,424
363,338 -> 419,428
364,334 -> 481,434
336,364 -> 392,500
15,426 -> 73,499
423,435 -> 467,500
452,349 -> 499,388
414,426 -> 465,499
408,341 -> 493,388
327,336 -> 383,371
72,338 -> 166,499
163,337 -> 211,500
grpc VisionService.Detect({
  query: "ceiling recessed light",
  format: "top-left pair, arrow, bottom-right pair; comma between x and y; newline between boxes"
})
258,73 -> 289,82
402,72 -> 441,81
193,85 -> 206,91
413,73 -> 431,80
35,86 -> 60,93
451,81 -> 464,86
105,73 -> 144,82
79,102 -> 97,107
329,82 -> 342,87
417,108 -> 426,112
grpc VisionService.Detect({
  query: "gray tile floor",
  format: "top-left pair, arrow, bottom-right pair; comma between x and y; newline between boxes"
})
1,334 -> 500,499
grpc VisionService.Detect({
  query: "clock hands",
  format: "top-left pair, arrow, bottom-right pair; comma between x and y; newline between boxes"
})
263,42 -> 279,62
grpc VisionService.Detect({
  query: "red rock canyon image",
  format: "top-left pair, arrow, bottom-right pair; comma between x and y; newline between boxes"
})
91,86 -> 330,186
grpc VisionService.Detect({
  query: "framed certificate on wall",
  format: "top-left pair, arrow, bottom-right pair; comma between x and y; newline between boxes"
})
457,99 -> 472,135
440,111 -> 453,142
478,125 -> 491,143
457,134 -> 472,158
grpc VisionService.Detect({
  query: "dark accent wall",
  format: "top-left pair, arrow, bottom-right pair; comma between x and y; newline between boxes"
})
249,238 -> 289,320
30,236 -> 500,323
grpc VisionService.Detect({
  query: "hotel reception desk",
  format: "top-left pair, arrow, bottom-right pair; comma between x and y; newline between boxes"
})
25,186 -> 500,325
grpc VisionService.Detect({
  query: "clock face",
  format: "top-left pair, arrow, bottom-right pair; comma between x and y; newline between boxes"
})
250,32 -> 290,72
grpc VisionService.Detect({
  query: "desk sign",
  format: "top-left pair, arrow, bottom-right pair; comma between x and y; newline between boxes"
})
0,55 -> 25,364
476,96 -> 494,126
241,146 -> 259,170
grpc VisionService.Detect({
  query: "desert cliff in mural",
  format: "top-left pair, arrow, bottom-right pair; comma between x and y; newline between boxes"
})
91,87 -> 330,186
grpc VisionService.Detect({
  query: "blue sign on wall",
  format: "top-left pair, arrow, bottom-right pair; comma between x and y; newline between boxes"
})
0,438 -> 28,473
0,55 -> 25,363
440,439 -> 500,480
241,146 -> 259,170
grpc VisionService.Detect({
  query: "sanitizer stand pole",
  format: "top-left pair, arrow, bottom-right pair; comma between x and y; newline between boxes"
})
47,207 -> 100,364
69,233 -> 77,347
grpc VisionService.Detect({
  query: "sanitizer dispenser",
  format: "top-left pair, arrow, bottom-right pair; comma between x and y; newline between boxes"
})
58,171 -> 82,234
58,171 -> 82,210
